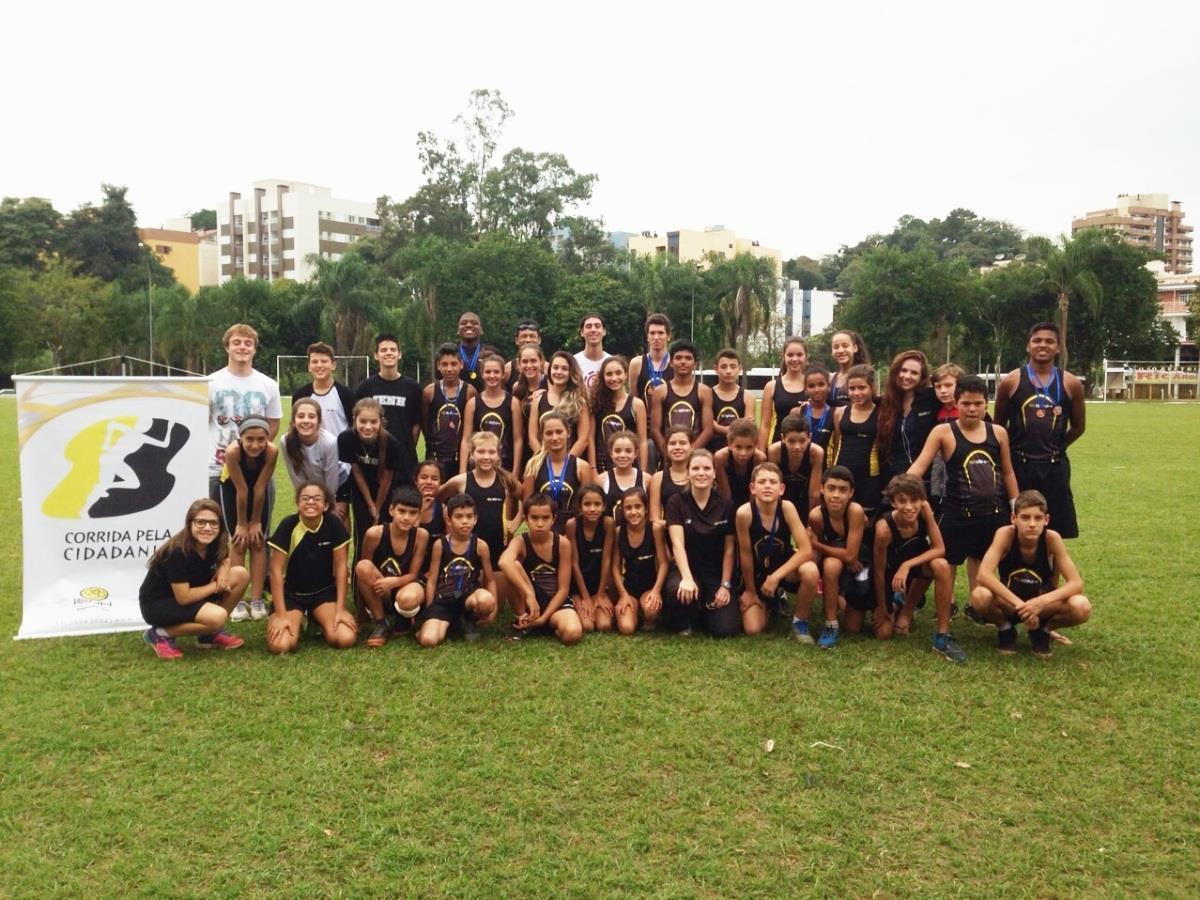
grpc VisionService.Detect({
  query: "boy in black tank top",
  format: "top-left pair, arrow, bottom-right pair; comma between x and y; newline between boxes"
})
417,494 -> 498,647
714,419 -> 765,511
971,490 -> 1091,657
498,494 -> 583,644
908,375 -> 1019,602
872,475 -> 963,661
806,466 -> 872,649
768,414 -> 824,518
734,462 -> 819,637
422,343 -> 476,480
354,486 -> 430,647
710,349 -> 753,453
650,340 -> 714,455
993,322 -> 1086,539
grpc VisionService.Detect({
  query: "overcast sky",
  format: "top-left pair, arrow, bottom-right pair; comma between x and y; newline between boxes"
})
3,1 -> 1197,259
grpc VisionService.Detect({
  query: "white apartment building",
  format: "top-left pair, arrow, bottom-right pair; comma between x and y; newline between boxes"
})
216,179 -> 380,284
628,225 -> 783,277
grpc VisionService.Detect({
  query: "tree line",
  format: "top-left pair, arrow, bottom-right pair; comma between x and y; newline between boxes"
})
0,90 -> 1179,387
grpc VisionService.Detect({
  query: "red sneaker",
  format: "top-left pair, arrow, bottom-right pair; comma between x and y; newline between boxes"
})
197,629 -> 244,650
143,628 -> 183,659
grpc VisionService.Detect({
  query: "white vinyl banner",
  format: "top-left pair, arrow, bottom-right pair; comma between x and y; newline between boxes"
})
14,376 -> 210,639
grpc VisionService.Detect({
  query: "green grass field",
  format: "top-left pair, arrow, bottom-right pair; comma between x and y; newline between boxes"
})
2,399 -> 1198,897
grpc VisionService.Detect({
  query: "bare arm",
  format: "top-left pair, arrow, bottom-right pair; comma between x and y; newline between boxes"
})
649,385 -> 666,455
633,398 -> 649,472
694,385 -> 714,450
458,396 -> 477,475
808,445 -> 824,513
510,396 -> 525,475
908,423 -> 949,478
571,407 -> 593,458
1065,373 -> 1086,446
757,380 -> 776,451
992,370 -> 1018,428
435,473 -> 468,502
995,426 -> 1020,503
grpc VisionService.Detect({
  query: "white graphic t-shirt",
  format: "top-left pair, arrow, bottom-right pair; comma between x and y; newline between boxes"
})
208,367 -> 282,476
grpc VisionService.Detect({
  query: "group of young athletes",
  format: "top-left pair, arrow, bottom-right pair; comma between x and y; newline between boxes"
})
139,311 -> 1092,662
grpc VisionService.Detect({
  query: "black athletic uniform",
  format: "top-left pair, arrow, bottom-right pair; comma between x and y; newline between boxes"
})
710,386 -> 746,453
371,524 -> 419,604
522,533 -> 572,611
883,387 -> 940,483
779,443 -> 815,516
594,393 -> 637,472
815,500 -> 872,611
802,403 -> 835,452
659,380 -> 702,441
216,443 -> 272,534
267,513 -> 351,613
535,392 -> 581,451
636,352 -> 674,407
880,510 -> 932,590
139,546 -> 220,627
657,471 -> 689,520
998,527 -> 1055,601
422,535 -> 483,623
769,376 -> 807,444
833,406 -> 882,514
574,519 -> 607,596
723,455 -> 753,510
939,421 -> 1007,565
414,499 -> 444,579
663,490 -> 740,637
465,471 -> 507,560
747,502 -> 798,611
471,391 -> 516,472
354,374 -> 422,487
337,429 -> 402,549
617,525 -> 658,598
426,380 -> 468,479
603,468 -> 645,522
1003,366 -> 1079,538
532,454 -> 582,534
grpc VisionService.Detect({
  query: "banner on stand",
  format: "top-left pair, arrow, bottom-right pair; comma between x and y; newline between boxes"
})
14,376 -> 209,639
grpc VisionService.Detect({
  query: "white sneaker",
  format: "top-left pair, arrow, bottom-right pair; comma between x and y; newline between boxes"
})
230,600 -> 251,622
250,599 -> 269,620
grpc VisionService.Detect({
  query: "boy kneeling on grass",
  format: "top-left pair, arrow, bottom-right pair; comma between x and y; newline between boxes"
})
805,465 -> 872,649
872,474 -> 964,662
416,493 -> 498,648
969,489 -> 1091,658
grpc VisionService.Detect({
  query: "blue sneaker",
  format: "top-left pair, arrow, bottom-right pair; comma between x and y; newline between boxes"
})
818,624 -> 839,650
932,632 -> 967,663
791,619 -> 814,645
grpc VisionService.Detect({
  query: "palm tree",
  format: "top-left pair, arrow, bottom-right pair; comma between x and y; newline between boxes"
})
1039,233 -> 1101,373
707,252 -> 778,380
388,236 -> 463,369
303,251 -> 394,357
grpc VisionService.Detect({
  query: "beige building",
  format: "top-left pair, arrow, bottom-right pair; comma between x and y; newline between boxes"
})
138,219 -> 219,294
217,179 -> 380,284
1072,194 -> 1192,274
628,226 -> 783,277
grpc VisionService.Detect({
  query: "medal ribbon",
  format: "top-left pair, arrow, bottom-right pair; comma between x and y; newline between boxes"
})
544,455 -> 567,502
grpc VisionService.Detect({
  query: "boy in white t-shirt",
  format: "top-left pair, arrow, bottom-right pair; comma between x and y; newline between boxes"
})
573,312 -> 611,391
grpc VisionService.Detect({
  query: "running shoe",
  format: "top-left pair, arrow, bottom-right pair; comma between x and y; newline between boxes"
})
817,624 -> 839,650
367,620 -> 390,648
197,629 -> 244,650
932,633 -> 967,663
230,600 -> 251,622
249,599 -> 269,620
996,626 -> 1017,655
791,619 -> 815,645
143,627 -> 182,659
1029,627 -> 1052,658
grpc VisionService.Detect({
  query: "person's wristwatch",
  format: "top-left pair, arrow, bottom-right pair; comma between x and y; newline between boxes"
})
720,580 -> 734,590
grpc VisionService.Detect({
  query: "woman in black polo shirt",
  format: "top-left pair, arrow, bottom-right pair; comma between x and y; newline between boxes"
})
266,481 -> 356,653
663,449 -> 740,637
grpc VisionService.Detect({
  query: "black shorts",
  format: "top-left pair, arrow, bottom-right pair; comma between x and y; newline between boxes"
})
283,585 -> 337,615
751,576 -> 800,613
214,478 -> 274,534
418,595 -> 468,624
1014,456 -> 1078,539
885,563 -> 933,592
140,595 -> 207,628
939,512 -> 1006,565
838,567 -> 875,611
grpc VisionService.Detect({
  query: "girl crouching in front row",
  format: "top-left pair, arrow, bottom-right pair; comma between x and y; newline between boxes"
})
265,481 -> 357,653
139,498 -> 250,659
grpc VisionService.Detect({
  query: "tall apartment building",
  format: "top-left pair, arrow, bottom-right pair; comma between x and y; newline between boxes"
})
216,179 -> 380,284
1072,193 -> 1192,274
627,225 -> 783,277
